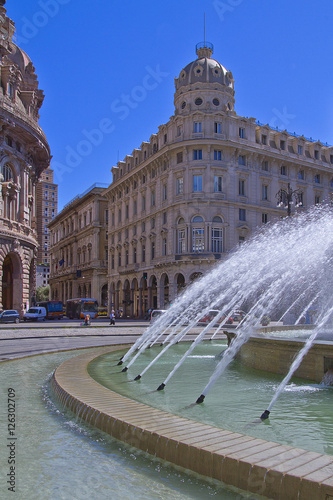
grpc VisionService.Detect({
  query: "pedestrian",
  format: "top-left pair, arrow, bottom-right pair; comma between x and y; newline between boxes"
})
109,310 -> 115,325
84,314 -> 90,326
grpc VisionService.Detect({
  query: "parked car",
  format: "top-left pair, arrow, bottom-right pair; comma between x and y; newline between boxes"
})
0,310 -> 20,323
198,310 -> 233,325
23,307 -> 47,322
150,309 -> 167,322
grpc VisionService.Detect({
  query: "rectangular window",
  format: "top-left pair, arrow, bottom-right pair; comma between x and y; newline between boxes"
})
239,127 -> 245,139
142,245 -> 145,262
214,150 -> 222,161
261,135 -> 267,145
162,184 -> 167,201
238,155 -> 246,166
239,179 -> 245,196
212,228 -> 223,253
193,122 -> 202,133
298,145 -> 303,155
133,200 -> 137,215
125,205 -> 129,219
164,134 -> 167,144
162,238 -> 167,256
280,165 -> 287,175
314,174 -> 321,184
163,212 -> 167,224
330,155 -> 333,164
133,247 -> 137,264
315,195 -> 320,205
111,212 -> 115,226
239,208 -> 246,221
214,122 -> 222,134
176,177 -> 183,195
118,252 -> 121,267
151,217 -> 155,229
177,125 -> 182,137
104,210 -> 108,223
118,209 -> 121,222
239,236 -> 245,245
314,150 -> 319,160
151,241 -> 155,259
142,196 -> 146,211
142,221 -> 145,232
193,175 -> 203,192
280,140 -> 285,150
214,176 -> 223,192
192,228 -> 205,252
151,190 -> 155,206
262,213 -> 268,224
176,152 -> 183,164
298,170 -> 304,180
193,149 -> 202,160
111,254 -> 114,269
262,161 -> 268,171
177,229 -> 185,254
262,184 -> 268,200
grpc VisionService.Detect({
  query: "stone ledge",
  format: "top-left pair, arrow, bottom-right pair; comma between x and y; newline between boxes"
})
51,345 -> 333,500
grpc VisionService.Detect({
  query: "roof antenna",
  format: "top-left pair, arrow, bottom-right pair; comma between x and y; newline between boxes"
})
204,12 -> 206,45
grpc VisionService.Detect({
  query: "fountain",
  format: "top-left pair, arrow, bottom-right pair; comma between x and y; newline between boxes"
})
120,203 -> 333,411
52,204 -> 333,499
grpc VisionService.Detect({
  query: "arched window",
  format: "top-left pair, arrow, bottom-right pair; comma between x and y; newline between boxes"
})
212,216 -> 223,253
2,163 -> 14,182
192,216 -> 204,253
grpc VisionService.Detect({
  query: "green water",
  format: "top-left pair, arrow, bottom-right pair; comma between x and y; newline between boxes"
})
88,341 -> 333,456
0,349 -> 260,500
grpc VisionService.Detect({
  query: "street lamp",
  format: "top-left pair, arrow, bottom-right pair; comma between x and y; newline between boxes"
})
276,183 -> 303,216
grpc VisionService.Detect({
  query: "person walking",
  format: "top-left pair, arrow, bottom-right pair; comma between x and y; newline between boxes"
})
109,310 -> 115,326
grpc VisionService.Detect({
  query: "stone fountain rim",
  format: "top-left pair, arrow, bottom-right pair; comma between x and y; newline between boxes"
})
51,344 -> 333,500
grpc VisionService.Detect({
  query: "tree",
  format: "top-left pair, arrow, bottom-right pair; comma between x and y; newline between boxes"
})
36,286 -> 49,302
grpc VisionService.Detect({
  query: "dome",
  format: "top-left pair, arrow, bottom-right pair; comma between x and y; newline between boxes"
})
174,42 -> 235,115
175,42 -> 234,91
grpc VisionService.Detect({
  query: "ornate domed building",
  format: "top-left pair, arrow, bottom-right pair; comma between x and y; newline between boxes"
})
0,1 -> 51,314
50,42 -> 333,317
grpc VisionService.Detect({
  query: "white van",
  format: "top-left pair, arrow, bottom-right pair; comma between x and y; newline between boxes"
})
23,307 -> 47,322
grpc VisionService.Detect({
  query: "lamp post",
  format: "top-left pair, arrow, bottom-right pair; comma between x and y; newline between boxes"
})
276,183 -> 303,216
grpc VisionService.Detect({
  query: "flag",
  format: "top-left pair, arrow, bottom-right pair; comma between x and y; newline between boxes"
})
59,259 -> 64,266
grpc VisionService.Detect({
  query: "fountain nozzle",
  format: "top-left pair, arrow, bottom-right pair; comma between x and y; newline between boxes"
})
157,383 -> 165,391
260,409 -> 270,420
134,374 -> 141,381
117,360 -> 123,366
121,367 -> 128,373
196,394 -> 205,404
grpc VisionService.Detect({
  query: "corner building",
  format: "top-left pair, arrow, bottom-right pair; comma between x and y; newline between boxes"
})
0,1 -> 51,313
104,42 -> 333,317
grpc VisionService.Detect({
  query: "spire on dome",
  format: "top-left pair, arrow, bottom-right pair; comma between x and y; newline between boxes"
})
195,41 -> 213,59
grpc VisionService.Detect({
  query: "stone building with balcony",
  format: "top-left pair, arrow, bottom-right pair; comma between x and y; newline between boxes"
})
104,42 -> 333,317
0,1 -> 51,314
48,184 -> 109,307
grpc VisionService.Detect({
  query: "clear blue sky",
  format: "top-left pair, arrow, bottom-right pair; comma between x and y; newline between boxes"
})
6,0 -> 333,210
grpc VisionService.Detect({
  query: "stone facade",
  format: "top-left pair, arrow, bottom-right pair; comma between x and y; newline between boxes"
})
0,1 -> 51,314
48,184 -> 109,307
103,42 -> 333,317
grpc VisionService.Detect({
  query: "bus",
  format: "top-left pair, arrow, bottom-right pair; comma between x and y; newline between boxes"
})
37,301 -> 63,320
66,298 -> 99,320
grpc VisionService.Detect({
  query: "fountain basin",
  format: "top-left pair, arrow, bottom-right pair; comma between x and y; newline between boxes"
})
225,329 -> 333,383
52,346 -> 333,500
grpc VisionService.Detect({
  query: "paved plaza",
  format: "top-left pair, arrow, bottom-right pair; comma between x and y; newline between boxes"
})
0,319 -> 225,360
